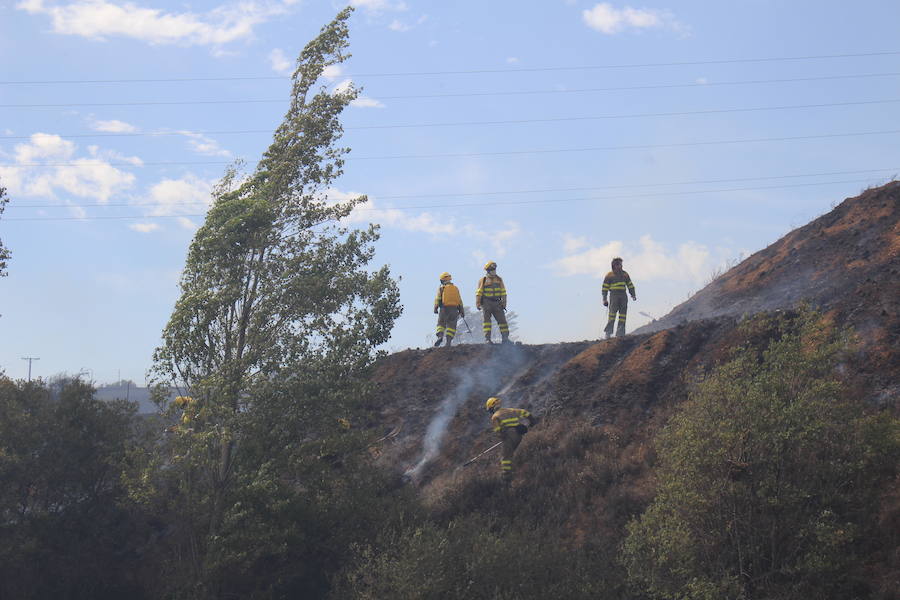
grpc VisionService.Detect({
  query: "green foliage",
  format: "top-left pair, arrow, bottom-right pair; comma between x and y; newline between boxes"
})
333,513 -> 607,600
0,377 -> 149,599
622,308 -> 900,600
143,8 -> 403,598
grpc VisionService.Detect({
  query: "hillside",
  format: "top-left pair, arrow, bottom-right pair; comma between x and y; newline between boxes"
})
368,181 -> 899,483
358,183 -> 899,595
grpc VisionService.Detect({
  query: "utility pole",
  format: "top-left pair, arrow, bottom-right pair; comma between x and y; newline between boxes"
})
21,356 -> 40,382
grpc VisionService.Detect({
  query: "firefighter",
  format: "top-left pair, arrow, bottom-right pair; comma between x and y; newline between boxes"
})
602,257 -> 637,338
476,261 -> 509,344
485,396 -> 535,484
434,272 -> 464,347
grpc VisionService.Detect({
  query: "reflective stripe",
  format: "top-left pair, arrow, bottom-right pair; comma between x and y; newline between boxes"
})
501,418 -> 520,425
436,326 -> 445,334
499,324 -> 509,332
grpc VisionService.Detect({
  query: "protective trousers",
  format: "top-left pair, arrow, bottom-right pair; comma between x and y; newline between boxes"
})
604,293 -> 628,337
499,426 -> 524,482
436,305 -> 461,344
481,298 -> 509,342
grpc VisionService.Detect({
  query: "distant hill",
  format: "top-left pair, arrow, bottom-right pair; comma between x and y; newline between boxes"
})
93,383 -> 160,414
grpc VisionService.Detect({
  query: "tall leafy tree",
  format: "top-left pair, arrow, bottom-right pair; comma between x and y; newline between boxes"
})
148,8 -> 402,597
622,309 -> 900,600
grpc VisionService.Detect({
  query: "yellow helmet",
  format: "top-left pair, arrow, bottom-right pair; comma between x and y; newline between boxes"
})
484,261 -> 497,271
440,272 -> 452,282
485,396 -> 501,412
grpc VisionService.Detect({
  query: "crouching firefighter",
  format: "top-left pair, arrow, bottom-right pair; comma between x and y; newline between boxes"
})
434,272 -> 464,347
485,396 -> 536,484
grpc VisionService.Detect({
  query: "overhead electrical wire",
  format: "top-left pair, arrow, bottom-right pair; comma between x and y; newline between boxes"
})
3,72 -> 900,108
2,50 -> 899,85
3,129 -> 900,167
9,167 -> 899,210
2,98 -> 899,141
5,177 -> 895,221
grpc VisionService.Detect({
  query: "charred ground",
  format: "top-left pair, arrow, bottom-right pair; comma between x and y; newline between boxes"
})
361,182 -> 899,593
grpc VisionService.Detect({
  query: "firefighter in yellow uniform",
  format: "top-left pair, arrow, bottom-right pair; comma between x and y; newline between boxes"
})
476,261 -> 509,344
434,272 -> 464,347
602,257 -> 637,339
485,396 -> 534,484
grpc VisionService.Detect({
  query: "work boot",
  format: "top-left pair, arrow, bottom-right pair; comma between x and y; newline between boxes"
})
445,336 -> 453,347
485,338 -> 493,344
434,335 -> 443,347
501,336 -> 510,344
604,332 -> 611,340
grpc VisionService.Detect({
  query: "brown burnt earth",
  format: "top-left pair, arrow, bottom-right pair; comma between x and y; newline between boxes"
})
364,182 -> 899,587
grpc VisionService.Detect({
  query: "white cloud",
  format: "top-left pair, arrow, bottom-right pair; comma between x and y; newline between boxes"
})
1,133 -> 135,204
89,118 -> 137,133
129,222 -> 159,233
388,14 -> 426,31
562,233 -> 588,254
178,131 -> 231,157
582,3 -> 680,34
16,0 -> 294,47
554,234 -> 714,284
388,19 -> 409,31
328,188 -> 520,256
141,174 -> 212,219
322,64 -> 343,80
331,188 -> 455,235
332,78 -> 384,108
350,96 -> 385,108
349,0 -> 407,13
268,48 -> 291,73
506,57 -> 519,64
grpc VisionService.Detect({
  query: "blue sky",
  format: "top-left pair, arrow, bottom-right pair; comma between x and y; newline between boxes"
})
1,0 -> 899,384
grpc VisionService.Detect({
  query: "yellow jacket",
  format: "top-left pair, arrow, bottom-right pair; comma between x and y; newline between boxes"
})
476,274 -> 507,308
602,270 -> 635,300
490,407 -> 531,433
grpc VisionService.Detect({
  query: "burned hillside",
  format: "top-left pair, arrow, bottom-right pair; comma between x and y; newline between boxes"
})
354,182 -> 899,597
368,181 -> 899,485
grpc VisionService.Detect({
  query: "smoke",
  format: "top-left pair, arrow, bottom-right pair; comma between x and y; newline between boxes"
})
403,369 -> 478,479
404,345 -> 529,480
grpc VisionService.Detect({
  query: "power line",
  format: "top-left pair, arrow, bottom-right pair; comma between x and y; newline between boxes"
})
3,129 -> 900,166
9,167 -> 900,209
2,98 -> 897,140
4,178 -> 891,221
2,50 -> 899,85
4,72 -> 900,108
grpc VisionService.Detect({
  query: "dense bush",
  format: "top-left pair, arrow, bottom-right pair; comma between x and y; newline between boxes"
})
0,377 -> 151,600
622,309 -> 900,600
332,513 -> 608,600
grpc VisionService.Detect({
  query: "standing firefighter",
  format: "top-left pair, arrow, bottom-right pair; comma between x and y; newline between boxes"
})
434,272 -> 464,347
485,396 -> 534,484
602,256 -> 637,338
476,261 -> 509,344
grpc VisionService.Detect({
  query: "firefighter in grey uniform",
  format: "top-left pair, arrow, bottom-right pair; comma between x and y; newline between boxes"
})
476,261 -> 509,344
602,257 -> 637,338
